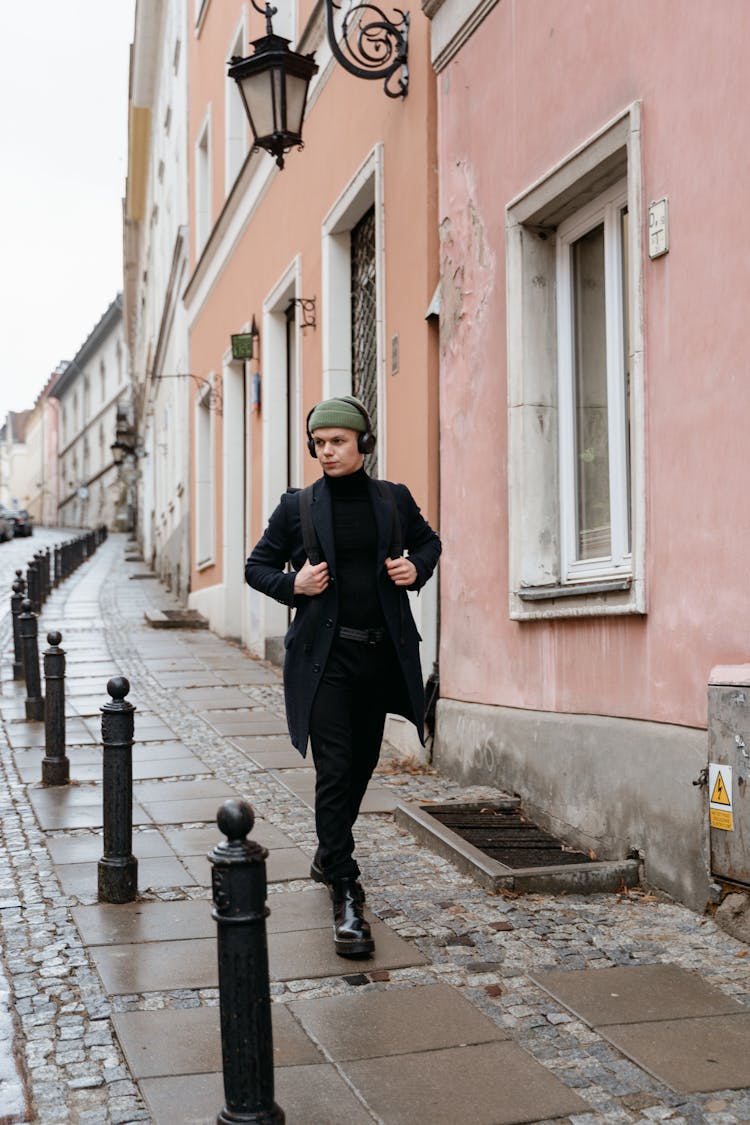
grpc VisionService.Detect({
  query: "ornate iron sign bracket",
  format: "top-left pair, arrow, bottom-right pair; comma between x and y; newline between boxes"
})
325,1 -> 409,98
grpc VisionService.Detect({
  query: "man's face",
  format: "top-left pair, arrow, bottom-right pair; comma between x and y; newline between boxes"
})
312,427 -> 364,477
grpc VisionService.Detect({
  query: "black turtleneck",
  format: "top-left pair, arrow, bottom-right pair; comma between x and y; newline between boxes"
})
325,468 -> 385,630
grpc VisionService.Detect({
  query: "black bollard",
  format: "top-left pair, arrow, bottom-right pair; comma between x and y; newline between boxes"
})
42,631 -> 69,786
19,599 -> 44,721
26,558 -> 39,615
98,677 -> 138,903
36,552 -> 47,604
210,800 -> 284,1125
11,578 -> 24,680
44,548 -> 52,599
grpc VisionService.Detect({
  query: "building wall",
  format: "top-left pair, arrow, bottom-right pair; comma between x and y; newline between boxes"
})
184,2 -> 439,671
55,299 -> 129,530
126,0 -> 191,600
429,0 -> 750,906
0,412 -> 31,512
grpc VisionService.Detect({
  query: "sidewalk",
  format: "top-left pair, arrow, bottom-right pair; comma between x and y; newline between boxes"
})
1,534 -> 750,1124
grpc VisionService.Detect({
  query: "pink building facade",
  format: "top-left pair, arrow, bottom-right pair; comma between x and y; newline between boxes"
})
426,0 -> 750,908
185,2 -> 439,754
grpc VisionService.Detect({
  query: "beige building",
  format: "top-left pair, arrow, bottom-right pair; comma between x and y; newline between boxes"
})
51,295 -> 130,530
0,411 -> 32,511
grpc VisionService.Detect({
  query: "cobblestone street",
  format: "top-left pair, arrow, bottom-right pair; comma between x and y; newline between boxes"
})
1,535 -> 750,1124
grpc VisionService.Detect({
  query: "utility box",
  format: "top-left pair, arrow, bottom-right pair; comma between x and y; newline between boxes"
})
707,666 -> 750,886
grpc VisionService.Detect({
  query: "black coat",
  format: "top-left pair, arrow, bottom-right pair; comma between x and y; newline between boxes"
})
245,474 -> 441,757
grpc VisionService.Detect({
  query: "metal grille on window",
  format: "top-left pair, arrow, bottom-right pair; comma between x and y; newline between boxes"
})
351,206 -> 377,477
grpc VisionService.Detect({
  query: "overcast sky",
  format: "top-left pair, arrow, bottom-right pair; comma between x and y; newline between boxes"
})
0,0 -> 135,423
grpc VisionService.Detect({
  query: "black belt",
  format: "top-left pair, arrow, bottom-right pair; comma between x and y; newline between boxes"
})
338,626 -> 386,645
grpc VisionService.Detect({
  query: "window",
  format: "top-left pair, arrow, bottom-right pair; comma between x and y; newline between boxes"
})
195,114 -> 212,255
321,146 -> 385,471
557,181 -> 630,582
351,206 -> 378,476
195,382 -> 214,566
100,361 -> 106,402
226,23 -> 249,191
506,104 -> 644,619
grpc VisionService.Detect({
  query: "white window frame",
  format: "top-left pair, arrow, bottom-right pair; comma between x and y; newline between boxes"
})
321,144 -> 387,471
557,179 -> 630,584
506,103 -> 644,620
195,110 -> 212,257
225,17 -> 249,193
194,378 -> 215,568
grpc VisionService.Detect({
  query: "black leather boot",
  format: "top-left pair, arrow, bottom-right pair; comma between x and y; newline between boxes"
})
311,851 -> 366,901
331,877 -> 374,957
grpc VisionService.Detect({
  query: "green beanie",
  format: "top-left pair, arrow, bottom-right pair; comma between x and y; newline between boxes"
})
308,396 -> 368,433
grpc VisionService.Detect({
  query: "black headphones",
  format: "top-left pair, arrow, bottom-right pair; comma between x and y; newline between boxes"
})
306,396 -> 376,459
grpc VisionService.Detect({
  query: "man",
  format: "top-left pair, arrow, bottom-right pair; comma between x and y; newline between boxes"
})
245,396 -> 441,957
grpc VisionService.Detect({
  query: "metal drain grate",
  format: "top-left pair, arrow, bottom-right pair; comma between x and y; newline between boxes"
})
426,805 -> 594,868
394,799 -> 641,894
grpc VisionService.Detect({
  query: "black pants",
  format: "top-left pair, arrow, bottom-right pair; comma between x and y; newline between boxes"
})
309,635 -> 407,881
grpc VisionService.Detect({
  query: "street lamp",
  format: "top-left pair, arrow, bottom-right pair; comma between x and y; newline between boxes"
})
110,441 -> 126,466
228,0 -> 409,170
228,1 -> 318,170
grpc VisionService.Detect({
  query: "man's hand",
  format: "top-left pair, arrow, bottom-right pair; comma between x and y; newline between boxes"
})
385,556 -> 417,587
294,559 -> 330,596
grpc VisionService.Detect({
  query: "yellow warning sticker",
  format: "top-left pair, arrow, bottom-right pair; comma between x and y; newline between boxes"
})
710,771 -> 731,806
708,763 -> 734,832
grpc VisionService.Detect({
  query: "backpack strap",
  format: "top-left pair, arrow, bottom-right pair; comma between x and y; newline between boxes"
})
297,483 -> 321,565
375,479 -> 402,558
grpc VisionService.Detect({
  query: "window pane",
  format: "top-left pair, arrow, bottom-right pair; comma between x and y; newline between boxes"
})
573,222 -> 611,560
621,205 -> 632,553
351,206 -> 378,476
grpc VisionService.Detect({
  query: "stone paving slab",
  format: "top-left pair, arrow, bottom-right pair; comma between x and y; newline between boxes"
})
532,963 -> 745,1025
57,855 -> 196,895
48,828 -> 173,864
112,1003 -> 322,1078
131,740 -> 194,761
140,796 -> 240,824
201,712 -> 288,736
601,1012 -> 750,1093
148,669 -> 220,686
290,982 -> 511,1060
140,1064 -> 373,1125
89,938 -> 217,994
181,846 -> 312,886
342,1041 -> 587,1125
275,767 -> 398,813
61,662 -> 121,678
268,922 -> 427,981
215,666 -> 281,685
27,785 -> 153,829
6,717 -> 91,747
164,819 -> 295,853
131,755 -> 212,779
89,920 -> 426,992
74,898 -> 214,946
244,746 -> 309,770
83,716 -> 177,741
75,889 -> 334,944
132,777 -> 237,803
228,734 -> 296,755
176,686 -> 256,709
12,745 -> 101,781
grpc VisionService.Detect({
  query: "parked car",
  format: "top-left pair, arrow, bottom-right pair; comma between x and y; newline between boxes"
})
0,510 -> 14,542
9,509 -> 33,537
